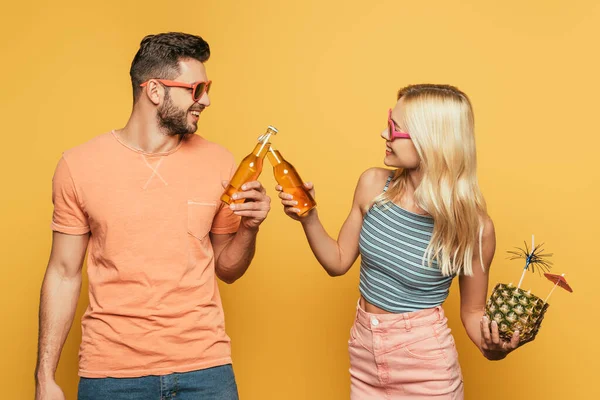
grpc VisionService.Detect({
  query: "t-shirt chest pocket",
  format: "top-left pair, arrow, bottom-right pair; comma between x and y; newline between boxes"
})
187,200 -> 217,240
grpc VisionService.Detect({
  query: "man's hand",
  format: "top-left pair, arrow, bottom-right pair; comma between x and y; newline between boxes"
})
35,380 -> 65,400
224,180 -> 271,230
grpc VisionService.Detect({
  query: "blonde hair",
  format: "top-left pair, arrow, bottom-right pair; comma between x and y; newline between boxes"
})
376,84 -> 487,276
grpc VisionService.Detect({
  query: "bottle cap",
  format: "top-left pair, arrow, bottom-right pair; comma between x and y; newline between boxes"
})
258,126 -> 278,142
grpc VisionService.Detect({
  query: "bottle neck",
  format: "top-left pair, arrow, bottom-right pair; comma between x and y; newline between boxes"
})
267,148 -> 283,165
252,139 -> 271,158
252,127 -> 277,158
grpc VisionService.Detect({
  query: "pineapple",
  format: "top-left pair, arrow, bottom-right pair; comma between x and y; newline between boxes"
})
485,283 -> 549,344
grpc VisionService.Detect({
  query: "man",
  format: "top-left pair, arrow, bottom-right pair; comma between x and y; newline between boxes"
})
35,32 -> 271,400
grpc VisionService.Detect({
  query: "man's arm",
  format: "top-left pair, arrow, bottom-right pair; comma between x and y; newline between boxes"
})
211,228 -> 256,284
211,181 -> 270,284
35,232 -> 89,399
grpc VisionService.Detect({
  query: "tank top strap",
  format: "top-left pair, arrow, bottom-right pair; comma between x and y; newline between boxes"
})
383,173 -> 393,193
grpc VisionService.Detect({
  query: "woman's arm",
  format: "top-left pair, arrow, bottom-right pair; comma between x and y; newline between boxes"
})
277,168 -> 389,277
458,217 -> 520,360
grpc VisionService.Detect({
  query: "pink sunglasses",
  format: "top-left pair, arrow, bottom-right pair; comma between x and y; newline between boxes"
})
388,109 -> 411,140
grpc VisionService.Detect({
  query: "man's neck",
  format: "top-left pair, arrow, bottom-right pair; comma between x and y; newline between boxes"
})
118,109 -> 183,154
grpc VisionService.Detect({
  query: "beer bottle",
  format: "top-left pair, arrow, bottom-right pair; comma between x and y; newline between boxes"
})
267,147 -> 316,216
221,126 -> 278,204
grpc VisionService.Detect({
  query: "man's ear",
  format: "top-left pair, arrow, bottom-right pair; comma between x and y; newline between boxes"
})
142,80 -> 162,105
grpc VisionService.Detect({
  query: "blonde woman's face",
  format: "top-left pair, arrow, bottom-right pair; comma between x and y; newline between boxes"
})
381,98 -> 420,169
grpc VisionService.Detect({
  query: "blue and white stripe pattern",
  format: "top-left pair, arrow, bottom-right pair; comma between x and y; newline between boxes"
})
358,176 -> 454,313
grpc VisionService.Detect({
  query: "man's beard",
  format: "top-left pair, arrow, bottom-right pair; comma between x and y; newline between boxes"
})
157,91 -> 197,136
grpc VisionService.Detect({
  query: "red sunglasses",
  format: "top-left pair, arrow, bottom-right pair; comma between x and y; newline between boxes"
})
140,79 -> 212,102
388,109 -> 411,140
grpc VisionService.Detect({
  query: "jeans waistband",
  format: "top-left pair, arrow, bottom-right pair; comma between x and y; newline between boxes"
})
355,299 -> 445,331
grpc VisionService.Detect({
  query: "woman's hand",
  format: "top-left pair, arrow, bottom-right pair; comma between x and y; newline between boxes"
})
275,182 -> 316,222
480,316 -> 520,360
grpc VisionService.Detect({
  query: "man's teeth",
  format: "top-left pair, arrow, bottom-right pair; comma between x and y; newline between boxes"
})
191,111 -> 200,116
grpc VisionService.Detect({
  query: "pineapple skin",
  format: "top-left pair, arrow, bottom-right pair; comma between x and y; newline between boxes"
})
485,283 -> 549,344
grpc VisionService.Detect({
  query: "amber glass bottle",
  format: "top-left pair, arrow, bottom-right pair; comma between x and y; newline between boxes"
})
221,126 -> 278,204
267,147 -> 316,216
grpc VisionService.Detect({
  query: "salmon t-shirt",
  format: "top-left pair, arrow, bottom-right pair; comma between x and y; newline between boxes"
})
51,131 -> 241,378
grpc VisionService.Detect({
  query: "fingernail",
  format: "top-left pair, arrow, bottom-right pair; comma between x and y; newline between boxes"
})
241,185 -> 247,190
232,194 -> 238,200
293,201 -> 298,205
230,204 -> 236,210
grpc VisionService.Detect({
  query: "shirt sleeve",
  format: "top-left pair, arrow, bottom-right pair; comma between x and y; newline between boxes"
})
210,160 -> 241,235
51,156 -> 90,235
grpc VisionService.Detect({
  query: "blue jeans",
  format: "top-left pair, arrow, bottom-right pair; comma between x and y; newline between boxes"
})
78,364 -> 238,400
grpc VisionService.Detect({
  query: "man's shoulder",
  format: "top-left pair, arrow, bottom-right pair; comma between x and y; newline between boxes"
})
184,134 -> 235,164
62,131 -> 115,164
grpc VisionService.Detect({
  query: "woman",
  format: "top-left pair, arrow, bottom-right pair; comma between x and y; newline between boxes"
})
276,84 -> 520,399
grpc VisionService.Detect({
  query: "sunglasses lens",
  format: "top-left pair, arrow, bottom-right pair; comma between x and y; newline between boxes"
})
194,83 -> 205,100
206,81 -> 212,94
388,120 -> 395,139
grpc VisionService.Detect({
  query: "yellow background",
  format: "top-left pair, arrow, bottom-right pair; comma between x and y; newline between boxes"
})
1,0 -> 598,398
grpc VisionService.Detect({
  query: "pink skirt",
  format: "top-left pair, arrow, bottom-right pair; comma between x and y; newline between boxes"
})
349,301 -> 464,399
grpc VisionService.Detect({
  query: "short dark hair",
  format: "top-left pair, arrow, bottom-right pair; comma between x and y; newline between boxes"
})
130,32 -> 210,101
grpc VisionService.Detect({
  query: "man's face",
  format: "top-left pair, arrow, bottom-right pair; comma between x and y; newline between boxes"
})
157,59 -> 211,136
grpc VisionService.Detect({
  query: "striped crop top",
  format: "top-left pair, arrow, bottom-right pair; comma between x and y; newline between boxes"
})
358,175 -> 455,313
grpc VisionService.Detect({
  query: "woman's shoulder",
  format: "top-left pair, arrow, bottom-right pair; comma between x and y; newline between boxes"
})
354,167 -> 395,209
359,167 -> 393,182
479,214 -> 495,238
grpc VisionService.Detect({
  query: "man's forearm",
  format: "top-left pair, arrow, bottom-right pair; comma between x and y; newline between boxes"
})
215,226 -> 258,284
35,267 -> 82,382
